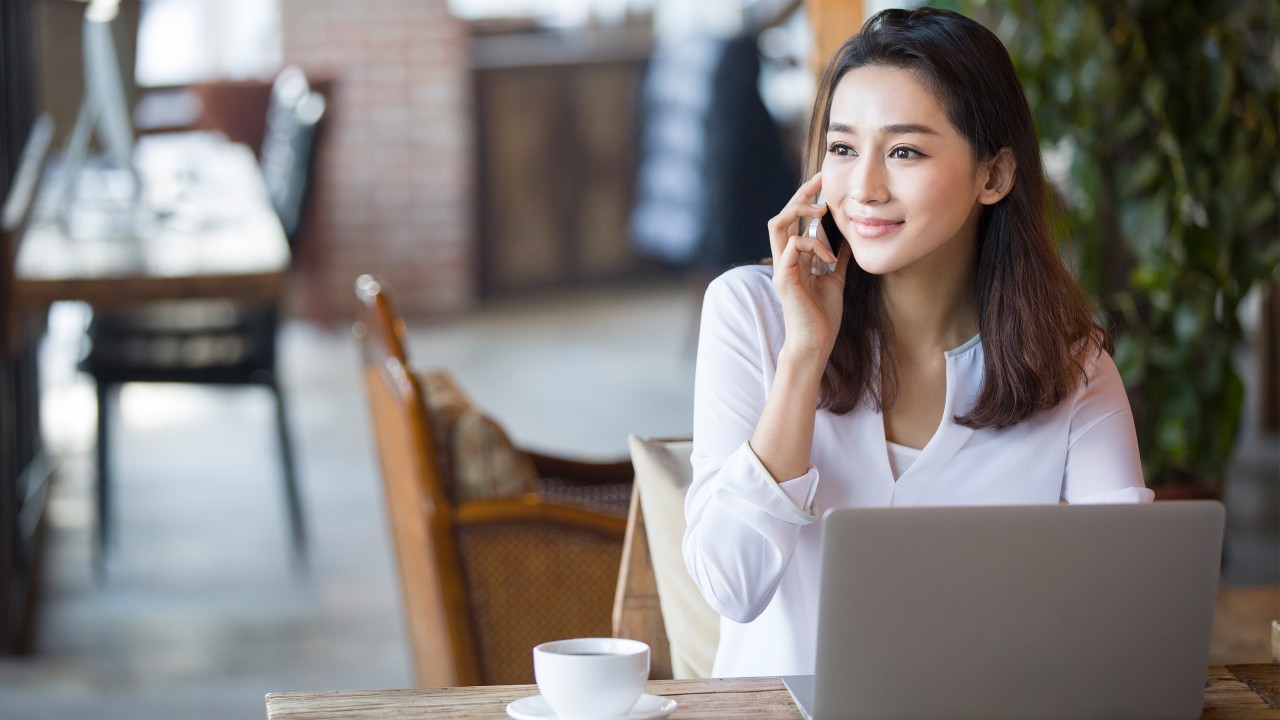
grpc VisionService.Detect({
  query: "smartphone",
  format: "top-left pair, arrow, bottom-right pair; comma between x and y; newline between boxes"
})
807,190 -> 837,275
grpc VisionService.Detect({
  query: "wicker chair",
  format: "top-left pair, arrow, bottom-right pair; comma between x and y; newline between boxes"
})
354,274 -> 632,687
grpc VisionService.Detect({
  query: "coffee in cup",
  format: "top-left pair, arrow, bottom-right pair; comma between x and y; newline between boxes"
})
533,638 -> 649,719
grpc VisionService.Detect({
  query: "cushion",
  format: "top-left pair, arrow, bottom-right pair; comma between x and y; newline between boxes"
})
628,434 -> 719,679
418,370 -> 539,503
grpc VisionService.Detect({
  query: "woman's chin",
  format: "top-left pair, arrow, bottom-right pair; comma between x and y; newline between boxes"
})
849,251 -> 901,276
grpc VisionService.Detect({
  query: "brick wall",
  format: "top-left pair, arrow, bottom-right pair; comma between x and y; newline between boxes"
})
280,0 -> 474,319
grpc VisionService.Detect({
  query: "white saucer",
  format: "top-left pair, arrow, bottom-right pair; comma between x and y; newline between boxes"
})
505,693 -> 677,720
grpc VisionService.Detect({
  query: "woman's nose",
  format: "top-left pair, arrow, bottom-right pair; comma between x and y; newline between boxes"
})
849,157 -> 890,205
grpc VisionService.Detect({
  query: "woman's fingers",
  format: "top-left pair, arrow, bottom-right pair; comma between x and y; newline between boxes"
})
768,173 -> 826,260
768,199 -> 827,236
777,232 -> 839,270
786,171 -> 824,207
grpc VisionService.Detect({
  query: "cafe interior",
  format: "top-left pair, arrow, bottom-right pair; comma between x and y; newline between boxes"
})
0,0 -> 1276,718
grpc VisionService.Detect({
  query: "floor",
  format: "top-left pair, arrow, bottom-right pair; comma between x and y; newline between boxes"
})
0,280 -> 1275,720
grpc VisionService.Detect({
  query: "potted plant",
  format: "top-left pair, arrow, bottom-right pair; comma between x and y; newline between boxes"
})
943,0 -> 1279,495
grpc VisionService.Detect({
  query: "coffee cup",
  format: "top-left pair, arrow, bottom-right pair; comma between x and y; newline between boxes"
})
533,638 -> 649,719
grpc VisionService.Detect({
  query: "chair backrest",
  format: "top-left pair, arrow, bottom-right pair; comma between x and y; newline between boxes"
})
614,482 -> 674,679
260,66 -> 325,249
614,435 -> 720,679
356,273 -> 477,687
355,274 -> 628,687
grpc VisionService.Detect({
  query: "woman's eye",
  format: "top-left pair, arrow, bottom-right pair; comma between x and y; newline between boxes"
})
827,143 -> 855,157
889,146 -> 922,159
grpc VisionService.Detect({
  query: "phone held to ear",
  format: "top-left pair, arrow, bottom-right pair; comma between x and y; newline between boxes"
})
807,190 -> 837,275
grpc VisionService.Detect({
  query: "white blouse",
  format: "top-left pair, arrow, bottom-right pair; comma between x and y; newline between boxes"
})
683,265 -> 1152,678
886,441 -> 921,480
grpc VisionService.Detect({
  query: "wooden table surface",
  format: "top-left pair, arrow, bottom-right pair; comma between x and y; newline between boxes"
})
14,132 -> 290,311
267,665 -> 1280,719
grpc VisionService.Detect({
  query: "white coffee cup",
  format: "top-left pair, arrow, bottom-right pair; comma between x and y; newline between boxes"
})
533,638 -> 649,719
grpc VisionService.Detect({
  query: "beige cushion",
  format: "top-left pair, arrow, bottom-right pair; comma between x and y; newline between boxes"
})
628,434 -> 719,679
419,370 -> 539,502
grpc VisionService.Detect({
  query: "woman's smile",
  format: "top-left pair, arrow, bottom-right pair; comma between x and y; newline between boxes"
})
851,215 -> 904,239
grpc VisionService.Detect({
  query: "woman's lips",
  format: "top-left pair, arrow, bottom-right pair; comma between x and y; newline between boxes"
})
852,215 -> 904,238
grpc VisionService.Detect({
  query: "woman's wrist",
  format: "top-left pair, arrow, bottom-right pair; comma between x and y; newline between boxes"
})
778,342 -> 832,381
753,348 -> 825,483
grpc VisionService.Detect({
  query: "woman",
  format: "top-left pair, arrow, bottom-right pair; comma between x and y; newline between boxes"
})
682,7 -> 1153,679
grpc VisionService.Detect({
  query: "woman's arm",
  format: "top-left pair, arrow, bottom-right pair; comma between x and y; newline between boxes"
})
751,172 -> 850,481
684,269 -> 822,622
683,175 -> 853,622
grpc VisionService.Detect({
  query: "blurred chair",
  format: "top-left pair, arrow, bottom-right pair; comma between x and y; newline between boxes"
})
79,66 -> 326,579
354,274 -> 633,687
613,435 -> 719,680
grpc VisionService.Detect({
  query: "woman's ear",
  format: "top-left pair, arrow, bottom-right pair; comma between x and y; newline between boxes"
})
978,148 -> 1016,206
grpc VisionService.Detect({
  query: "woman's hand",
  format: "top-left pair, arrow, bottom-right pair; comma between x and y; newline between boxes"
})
767,173 -> 852,361
749,173 -> 852,483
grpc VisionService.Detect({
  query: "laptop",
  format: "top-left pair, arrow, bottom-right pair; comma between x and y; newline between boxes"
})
782,501 -> 1224,720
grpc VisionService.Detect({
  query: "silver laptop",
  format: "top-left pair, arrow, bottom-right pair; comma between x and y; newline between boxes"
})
783,501 -> 1224,720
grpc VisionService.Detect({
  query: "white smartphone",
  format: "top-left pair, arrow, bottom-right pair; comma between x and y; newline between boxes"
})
808,190 -> 836,275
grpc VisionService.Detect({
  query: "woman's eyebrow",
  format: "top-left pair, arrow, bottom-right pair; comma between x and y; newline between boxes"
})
827,122 -> 941,136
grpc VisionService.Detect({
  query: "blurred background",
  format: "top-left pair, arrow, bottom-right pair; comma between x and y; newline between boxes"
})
0,0 -> 1275,718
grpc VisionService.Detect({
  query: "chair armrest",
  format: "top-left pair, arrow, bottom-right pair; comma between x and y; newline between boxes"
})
525,451 -> 634,485
524,452 -> 634,515
455,495 -> 627,535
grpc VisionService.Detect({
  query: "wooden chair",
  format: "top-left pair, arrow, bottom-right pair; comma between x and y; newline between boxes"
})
354,274 -> 633,687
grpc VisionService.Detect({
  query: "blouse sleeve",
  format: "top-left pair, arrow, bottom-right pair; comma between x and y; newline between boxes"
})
1061,350 -> 1155,504
682,268 -> 819,624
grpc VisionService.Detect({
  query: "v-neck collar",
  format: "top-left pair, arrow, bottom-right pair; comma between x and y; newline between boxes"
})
882,334 -> 982,485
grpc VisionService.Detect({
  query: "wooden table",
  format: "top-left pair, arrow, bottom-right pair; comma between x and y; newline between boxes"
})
267,665 -> 1280,719
14,132 -> 290,311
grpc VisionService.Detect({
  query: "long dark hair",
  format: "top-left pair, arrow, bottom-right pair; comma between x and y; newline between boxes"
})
805,7 -> 1108,428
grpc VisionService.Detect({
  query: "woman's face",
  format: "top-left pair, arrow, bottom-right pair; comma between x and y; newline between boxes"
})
821,65 -> 993,279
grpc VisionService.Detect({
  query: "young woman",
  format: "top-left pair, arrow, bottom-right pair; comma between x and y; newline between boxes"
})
682,7 -> 1153,679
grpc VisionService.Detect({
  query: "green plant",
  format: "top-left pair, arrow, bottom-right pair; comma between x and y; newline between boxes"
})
943,0 -> 1280,491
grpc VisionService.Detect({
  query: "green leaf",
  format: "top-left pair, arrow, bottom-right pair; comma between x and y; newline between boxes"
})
1171,303 -> 1204,343
1157,414 -> 1189,465
1119,155 -> 1163,197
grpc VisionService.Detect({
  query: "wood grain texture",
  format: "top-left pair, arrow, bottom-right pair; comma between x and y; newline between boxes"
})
1229,665 -> 1280,710
267,669 -> 1280,719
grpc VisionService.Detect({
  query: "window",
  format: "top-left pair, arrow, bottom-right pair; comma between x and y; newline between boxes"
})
135,0 -> 280,86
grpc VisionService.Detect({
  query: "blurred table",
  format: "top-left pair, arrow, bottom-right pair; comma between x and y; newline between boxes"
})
0,131 -> 289,654
14,132 -> 290,311
1212,586 -> 1280,664
266,666 -> 1280,719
